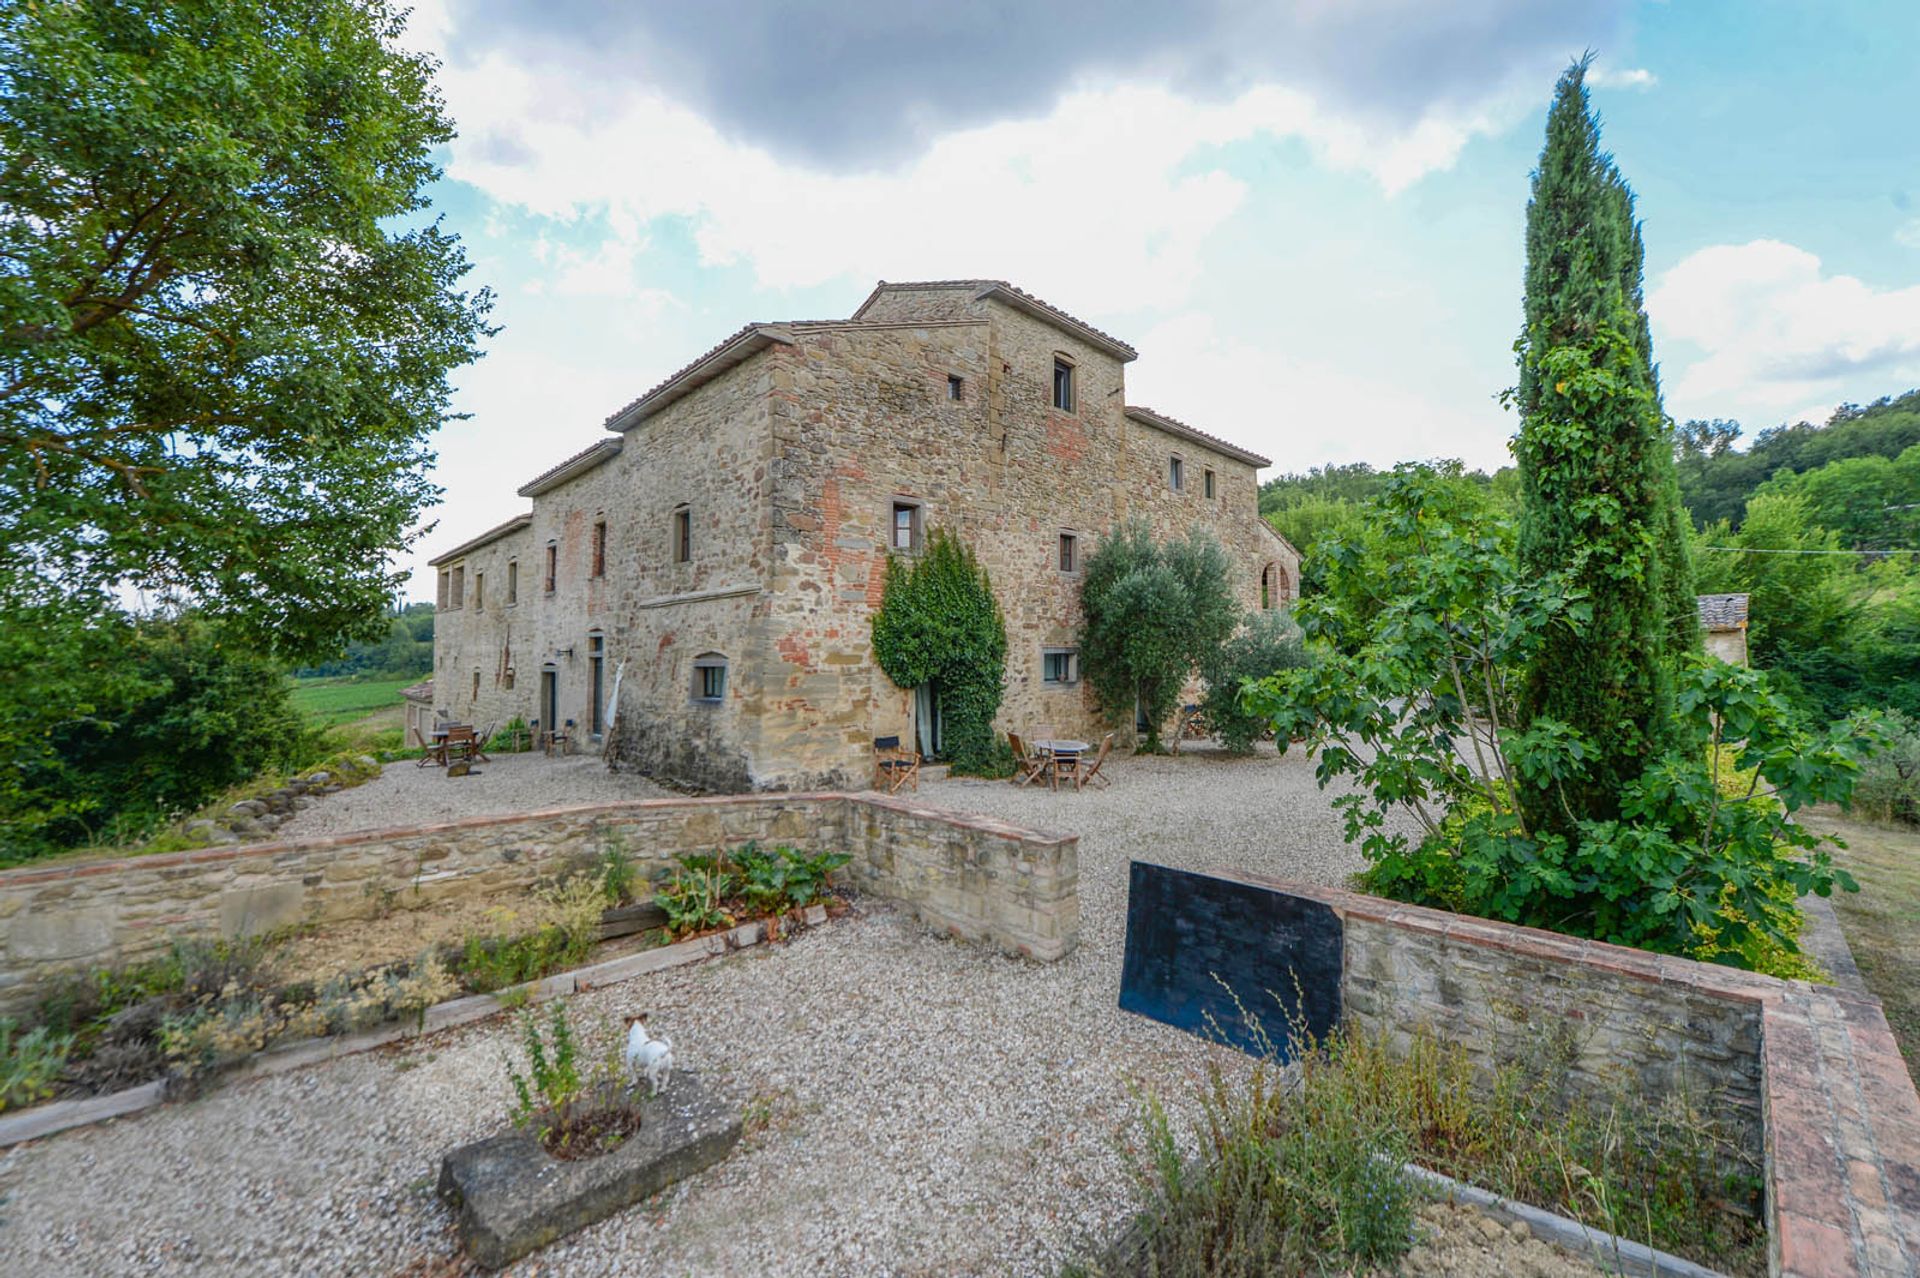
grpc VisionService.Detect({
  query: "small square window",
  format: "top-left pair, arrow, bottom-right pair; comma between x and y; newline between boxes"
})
1052,358 -> 1074,412
1058,532 -> 1077,573
1204,468 -> 1216,499
592,519 -> 607,577
1042,648 -> 1079,686
947,374 -> 963,401
673,507 -> 691,563
1169,456 -> 1184,491
891,501 -> 922,552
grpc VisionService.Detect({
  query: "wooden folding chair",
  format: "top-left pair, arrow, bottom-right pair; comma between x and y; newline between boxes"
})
443,724 -> 477,767
1079,733 -> 1116,790
1008,733 -> 1048,787
472,722 -> 497,764
873,735 -> 921,794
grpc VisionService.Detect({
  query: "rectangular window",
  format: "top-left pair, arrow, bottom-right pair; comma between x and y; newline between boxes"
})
673,508 -> 692,563
544,543 -> 557,593
449,565 -> 465,609
693,654 -> 727,702
589,634 -> 605,735
437,569 -> 449,610
471,670 -> 480,701
1169,456 -> 1184,491
1052,358 -> 1075,412
891,501 -> 922,552
1058,532 -> 1077,573
592,520 -> 607,577
1042,648 -> 1079,686
947,374 -> 963,400
473,572 -> 484,611
506,560 -> 518,605
1204,468 -> 1216,499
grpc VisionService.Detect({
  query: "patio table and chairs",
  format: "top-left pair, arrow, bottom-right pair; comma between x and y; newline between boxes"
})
1011,731 -> 1115,791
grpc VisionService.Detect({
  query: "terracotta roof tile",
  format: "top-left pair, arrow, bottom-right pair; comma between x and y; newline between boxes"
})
428,512 -> 532,566
1697,593 -> 1750,629
1124,405 -> 1271,468
517,437 -> 622,496
854,279 -> 1138,360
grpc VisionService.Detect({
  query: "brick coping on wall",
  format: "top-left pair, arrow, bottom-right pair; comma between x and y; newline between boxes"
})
1231,874 -> 1920,1278
0,791 -> 1077,889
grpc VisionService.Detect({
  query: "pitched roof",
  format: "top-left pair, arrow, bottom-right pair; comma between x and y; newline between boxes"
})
400,678 -> 434,702
518,437 -> 622,497
1124,405 -> 1271,468
603,324 -> 797,431
428,512 -> 532,566
1697,593 -> 1750,629
852,280 -> 1138,362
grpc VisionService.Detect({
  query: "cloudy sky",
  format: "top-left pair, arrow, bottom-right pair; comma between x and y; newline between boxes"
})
397,0 -> 1920,600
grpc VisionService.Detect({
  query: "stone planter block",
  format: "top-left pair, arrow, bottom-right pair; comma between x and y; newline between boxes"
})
437,1071 -> 740,1269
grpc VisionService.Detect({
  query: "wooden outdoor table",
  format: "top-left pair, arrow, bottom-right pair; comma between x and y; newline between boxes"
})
1032,739 -> 1089,791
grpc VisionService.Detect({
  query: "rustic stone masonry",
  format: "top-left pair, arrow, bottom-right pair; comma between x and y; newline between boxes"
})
1238,876 -> 1920,1278
428,279 -> 1302,794
0,795 -> 1078,1014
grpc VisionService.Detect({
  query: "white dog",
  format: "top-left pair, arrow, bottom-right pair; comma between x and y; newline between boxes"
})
623,1015 -> 674,1097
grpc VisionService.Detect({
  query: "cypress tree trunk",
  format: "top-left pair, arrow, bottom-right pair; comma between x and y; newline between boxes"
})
1514,59 -> 1677,831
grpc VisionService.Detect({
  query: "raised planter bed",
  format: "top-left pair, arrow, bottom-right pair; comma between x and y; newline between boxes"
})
0,904 -> 831,1149
438,1071 -> 741,1269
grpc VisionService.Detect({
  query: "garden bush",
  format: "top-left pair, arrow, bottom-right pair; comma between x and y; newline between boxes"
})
1200,610 -> 1309,755
1245,464 -> 1880,977
654,842 -> 851,939
1847,709 -> 1920,826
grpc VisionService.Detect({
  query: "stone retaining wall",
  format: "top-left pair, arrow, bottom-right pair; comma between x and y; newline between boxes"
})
1237,876 -> 1920,1278
0,794 -> 1078,1012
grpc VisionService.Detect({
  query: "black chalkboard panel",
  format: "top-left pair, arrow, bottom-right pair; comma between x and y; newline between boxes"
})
1118,861 -> 1343,1061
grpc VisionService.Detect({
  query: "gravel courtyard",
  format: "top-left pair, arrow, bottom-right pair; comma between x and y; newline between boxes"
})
0,746 -> 1406,1277
274,751 -> 675,840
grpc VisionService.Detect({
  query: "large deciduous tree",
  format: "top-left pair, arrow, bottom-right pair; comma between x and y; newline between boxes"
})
0,0 -> 493,659
1511,57 -> 1684,829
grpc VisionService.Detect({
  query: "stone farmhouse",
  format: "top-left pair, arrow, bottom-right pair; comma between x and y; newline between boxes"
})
428,280 -> 1299,791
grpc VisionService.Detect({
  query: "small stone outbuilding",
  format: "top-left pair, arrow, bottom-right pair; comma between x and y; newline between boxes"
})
429,279 -> 1299,791
1697,593 -> 1751,665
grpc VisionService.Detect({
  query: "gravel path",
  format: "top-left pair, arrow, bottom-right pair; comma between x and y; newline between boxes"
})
273,751 -> 674,840
0,744 -> 1411,1277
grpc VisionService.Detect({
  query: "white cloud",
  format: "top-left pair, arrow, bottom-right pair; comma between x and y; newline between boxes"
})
1896,218 -> 1920,250
426,46 -> 1521,316
1649,239 -> 1920,427
1128,313 -> 1514,477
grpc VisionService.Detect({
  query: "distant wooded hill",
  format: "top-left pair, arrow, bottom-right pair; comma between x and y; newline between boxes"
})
1258,388 -> 1920,540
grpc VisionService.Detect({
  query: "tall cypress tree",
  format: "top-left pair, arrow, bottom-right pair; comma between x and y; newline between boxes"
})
1609,176 -> 1702,657
1513,58 -> 1676,830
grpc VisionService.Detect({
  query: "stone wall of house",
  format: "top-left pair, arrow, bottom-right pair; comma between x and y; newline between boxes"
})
0,794 -> 1078,1013
431,352 -> 779,791
1705,627 -> 1749,666
430,281 -> 1293,789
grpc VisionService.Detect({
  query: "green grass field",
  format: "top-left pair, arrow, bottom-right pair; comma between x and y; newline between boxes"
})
1806,809 -> 1920,1089
288,675 -> 415,729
